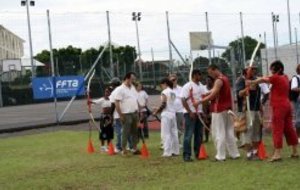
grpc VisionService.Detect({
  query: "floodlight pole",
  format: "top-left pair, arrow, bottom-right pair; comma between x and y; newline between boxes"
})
295,28 -> 299,65
132,12 -> 143,81
166,11 -> 173,73
151,48 -> 156,88
264,32 -> 269,75
47,9 -> 59,125
21,0 -> 35,77
106,11 -> 114,78
287,0 -> 292,45
205,12 -> 212,65
240,12 -> 246,68
272,12 -> 279,59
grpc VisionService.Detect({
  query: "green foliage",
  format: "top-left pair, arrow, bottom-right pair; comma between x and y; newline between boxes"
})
35,45 -> 137,80
192,56 -> 232,83
222,36 -> 265,63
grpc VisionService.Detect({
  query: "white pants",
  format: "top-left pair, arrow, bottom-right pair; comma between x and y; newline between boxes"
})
161,114 -> 180,156
211,111 -> 240,160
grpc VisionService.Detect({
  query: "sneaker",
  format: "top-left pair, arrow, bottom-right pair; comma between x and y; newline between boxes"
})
132,149 -> 141,155
114,148 -> 121,153
230,155 -> 240,160
100,146 -> 107,152
212,158 -> 226,162
184,157 -> 193,162
162,154 -> 172,157
122,150 -> 128,156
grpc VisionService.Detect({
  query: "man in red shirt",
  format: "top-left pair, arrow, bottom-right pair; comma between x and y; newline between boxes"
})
250,60 -> 298,161
195,64 -> 240,161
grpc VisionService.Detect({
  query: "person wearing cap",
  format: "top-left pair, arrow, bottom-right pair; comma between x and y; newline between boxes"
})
181,69 -> 207,162
114,72 -> 140,155
238,65 -> 270,160
169,73 -> 184,147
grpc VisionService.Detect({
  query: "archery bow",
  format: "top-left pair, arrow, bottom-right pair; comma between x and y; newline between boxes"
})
87,69 -> 100,131
246,36 -> 262,127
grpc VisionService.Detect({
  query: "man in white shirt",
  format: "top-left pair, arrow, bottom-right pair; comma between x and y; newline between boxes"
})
108,78 -> 122,152
114,72 -> 140,155
169,74 -> 184,146
291,65 -> 300,143
181,69 -> 207,162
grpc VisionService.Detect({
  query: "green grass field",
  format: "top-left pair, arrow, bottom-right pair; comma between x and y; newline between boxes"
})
1,130 -> 300,190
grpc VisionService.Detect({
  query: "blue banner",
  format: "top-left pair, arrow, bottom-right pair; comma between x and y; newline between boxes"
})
32,76 -> 85,99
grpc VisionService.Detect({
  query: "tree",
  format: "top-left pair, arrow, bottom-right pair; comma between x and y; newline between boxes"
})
221,36 -> 265,76
35,45 -> 137,80
222,36 -> 265,63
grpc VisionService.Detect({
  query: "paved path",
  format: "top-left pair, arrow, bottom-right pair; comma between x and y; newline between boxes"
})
0,95 -> 160,133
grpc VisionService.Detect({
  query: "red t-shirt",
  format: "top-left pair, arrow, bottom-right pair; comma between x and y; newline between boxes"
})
268,74 -> 290,107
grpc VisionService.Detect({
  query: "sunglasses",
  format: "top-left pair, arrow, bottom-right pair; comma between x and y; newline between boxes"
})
171,78 -> 177,82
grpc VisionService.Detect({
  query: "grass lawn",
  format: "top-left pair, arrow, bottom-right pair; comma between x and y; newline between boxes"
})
1,130 -> 300,190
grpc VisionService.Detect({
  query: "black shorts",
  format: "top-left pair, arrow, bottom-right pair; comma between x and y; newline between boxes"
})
99,114 -> 114,140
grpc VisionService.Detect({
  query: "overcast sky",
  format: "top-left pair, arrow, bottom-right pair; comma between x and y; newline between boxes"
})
1,0 -> 300,60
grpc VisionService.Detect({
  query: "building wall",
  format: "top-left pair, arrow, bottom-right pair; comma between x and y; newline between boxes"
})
261,44 -> 300,78
0,25 -> 24,60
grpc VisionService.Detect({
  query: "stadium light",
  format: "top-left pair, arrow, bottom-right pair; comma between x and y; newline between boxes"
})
272,13 -> 279,59
132,12 -> 143,81
21,0 -> 35,77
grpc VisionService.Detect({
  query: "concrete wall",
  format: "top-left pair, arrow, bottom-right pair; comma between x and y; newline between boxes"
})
0,25 -> 24,60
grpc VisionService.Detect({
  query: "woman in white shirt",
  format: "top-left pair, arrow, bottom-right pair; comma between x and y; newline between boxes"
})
153,78 -> 180,157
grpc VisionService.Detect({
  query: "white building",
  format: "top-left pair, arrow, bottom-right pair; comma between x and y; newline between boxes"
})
0,25 -> 25,60
261,44 -> 300,78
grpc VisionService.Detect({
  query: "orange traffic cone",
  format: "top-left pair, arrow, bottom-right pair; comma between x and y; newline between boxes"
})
107,142 -> 115,155
87,139 -> 95,154
257,141 -> 268,160
198,145 -> 208,160
140,143 -> 150,159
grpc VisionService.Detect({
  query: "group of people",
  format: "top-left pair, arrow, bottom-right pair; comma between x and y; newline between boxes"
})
92,72 -> 149,155
93,60 -> 300,162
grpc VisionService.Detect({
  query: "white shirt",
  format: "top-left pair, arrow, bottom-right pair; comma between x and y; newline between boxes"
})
114,83 -> 139,114
93,97 -> 111,113
109,88 -> 120,119
259,83 -> 270,94
181,81 -> 207,113
172,85 -> 184,113
161,87 -> 177,118
137,90 -> 149,112
291,75 -> 300,90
